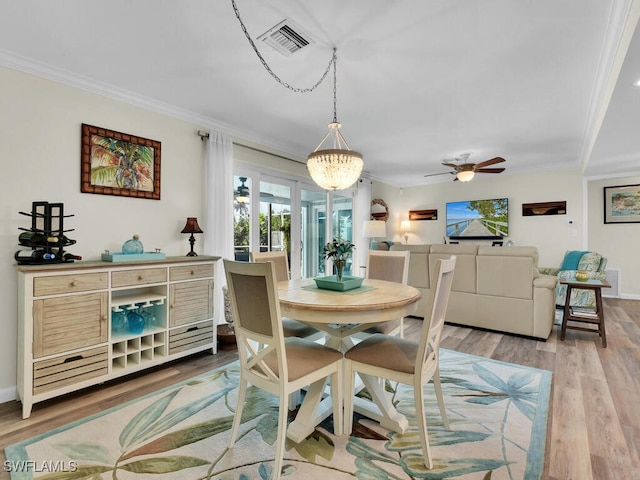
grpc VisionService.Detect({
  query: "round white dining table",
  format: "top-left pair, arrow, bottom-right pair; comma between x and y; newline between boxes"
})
277,277 -> 422,442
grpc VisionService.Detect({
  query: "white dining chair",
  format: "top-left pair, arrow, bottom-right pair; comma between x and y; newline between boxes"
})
363,249 -> 410,337
224,259 -> 343,480
344,255 -> 456,469
250,251 -> 322,340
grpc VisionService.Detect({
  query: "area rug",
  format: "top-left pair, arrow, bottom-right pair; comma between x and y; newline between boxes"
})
5,349 -> 552,480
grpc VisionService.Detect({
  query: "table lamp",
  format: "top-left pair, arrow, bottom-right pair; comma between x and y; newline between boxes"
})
401,220 -> 411,244
181,217 -> 203,256
363,220 -> 386,249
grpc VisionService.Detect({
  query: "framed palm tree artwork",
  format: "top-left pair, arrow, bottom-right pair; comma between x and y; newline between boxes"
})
81,124 -> 161,200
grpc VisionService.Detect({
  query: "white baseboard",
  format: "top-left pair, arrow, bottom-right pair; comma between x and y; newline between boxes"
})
0,385 -> 17,404
620,293 -> 640,300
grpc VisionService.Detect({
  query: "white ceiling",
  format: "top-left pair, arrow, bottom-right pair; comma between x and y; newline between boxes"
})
1,0 -> 639,187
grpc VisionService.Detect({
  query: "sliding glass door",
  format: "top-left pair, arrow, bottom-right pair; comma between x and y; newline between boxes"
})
233,171 -> 355,279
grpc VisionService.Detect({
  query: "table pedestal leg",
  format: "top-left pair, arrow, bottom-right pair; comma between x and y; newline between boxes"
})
287,378 -> 334,443
353,374 -> 409,433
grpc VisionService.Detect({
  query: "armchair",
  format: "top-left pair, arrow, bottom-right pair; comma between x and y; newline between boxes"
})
540,250 -> 607,308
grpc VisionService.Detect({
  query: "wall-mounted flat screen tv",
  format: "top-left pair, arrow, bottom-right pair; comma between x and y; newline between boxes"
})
446,198 -> 509,240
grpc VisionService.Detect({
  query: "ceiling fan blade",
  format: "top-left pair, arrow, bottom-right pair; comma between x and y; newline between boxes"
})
475,167 -> 505,174
424,171 -> 455,177
441,162 -> 460,168
474,157 -> 505,169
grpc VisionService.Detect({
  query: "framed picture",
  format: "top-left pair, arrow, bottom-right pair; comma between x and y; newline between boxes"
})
604,184 -> 640,223
81,124 -> 161,200
409,209 -> 437,221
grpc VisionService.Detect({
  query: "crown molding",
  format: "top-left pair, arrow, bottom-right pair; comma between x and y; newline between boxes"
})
0,48 -> 304,160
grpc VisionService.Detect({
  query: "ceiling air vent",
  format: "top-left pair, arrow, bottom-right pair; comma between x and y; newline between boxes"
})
257,19 -> 314,57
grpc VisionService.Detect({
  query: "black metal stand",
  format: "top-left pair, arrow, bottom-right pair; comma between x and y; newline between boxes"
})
16,201 -> 76,265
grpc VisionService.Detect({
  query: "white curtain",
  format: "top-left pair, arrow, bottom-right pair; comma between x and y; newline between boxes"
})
356,178 -> 372,277
203,131 -> 234,325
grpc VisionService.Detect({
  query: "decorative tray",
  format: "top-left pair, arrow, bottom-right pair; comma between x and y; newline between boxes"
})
314,275 -> 364,292
101,252 -> 166,262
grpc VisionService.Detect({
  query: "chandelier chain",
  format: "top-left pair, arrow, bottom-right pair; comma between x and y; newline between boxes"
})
231,0 -> 335,94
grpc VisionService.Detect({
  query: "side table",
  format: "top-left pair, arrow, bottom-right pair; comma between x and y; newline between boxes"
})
560,277 -> 611,347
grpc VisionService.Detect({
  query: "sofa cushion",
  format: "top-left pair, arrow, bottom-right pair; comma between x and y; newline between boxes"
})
560,250 -> 589,270
391,244 -> 430,289
429,244 -> 478,294
477,247 -> 537,300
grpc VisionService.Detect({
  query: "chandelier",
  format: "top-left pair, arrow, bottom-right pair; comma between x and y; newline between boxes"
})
230,2 -> 362,191
307,49 -> 363,190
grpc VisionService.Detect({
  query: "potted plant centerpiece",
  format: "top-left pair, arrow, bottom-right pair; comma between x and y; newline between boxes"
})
323,237 -> 355,282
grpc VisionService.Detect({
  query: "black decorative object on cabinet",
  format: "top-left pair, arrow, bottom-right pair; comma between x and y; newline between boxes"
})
15,201 -> 80,265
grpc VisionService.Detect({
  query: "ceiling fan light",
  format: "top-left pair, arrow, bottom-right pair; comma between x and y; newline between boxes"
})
307,148 -> 363,190
456,170 -> 475,182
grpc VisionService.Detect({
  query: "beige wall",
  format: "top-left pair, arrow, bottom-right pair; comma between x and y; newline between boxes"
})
372,168 -> 585,268
587,175 -> 640,297
0,67 -> 208,400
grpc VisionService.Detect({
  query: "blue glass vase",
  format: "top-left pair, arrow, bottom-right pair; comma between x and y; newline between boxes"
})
122,235 -> 144,254
126,310 -> 145,334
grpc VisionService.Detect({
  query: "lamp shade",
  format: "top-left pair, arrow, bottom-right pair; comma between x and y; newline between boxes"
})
401,220 -> 411,232
363,220 -> 386,238
181,217 -> 203,234
307,148 -> 363,190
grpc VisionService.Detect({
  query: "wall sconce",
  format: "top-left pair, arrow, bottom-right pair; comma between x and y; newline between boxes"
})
401,220 -> 411,244
180,217 -> 203,256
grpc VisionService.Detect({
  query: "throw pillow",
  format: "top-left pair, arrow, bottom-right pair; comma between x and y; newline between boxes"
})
560,250 -> 588,271
578,252 -> 602,272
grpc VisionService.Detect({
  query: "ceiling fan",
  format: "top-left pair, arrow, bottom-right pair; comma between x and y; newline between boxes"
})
424,153 -> 506,182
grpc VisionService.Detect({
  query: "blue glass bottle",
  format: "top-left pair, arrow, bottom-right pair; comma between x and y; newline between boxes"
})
122,235 -> 144,254
127,309 -> 145,334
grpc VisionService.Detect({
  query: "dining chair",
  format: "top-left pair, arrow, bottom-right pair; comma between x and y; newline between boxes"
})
224,259 -> 343,480
363,249 -> 410,337
344,255 -> 456,470
250,251 -> 322,340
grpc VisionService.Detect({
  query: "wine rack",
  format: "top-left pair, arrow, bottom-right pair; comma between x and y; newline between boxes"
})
16,201 -> 78,265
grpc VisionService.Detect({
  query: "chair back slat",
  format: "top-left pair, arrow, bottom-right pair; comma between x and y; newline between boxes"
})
250,251 -> 290,282
366,250 -> 410,284
418,256 -> 456,373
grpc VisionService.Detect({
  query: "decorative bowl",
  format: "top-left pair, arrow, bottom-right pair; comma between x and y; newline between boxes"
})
314,275 -> 364,292
574,270 -> 590,282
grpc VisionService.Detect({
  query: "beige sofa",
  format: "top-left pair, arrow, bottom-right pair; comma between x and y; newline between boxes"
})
390,244 -> 557,339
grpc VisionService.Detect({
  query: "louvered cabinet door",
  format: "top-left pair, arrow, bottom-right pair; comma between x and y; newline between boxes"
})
33,292 -> 109,358
168,279 -> 214,327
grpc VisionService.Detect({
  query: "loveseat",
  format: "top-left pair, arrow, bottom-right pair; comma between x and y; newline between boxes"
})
390,244 -> 557,339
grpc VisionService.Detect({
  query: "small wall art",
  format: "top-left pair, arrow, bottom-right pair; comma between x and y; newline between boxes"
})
604,184 -> 640,224
81,124 -> 161,200
409,209 -> 438,221
522,201 -> 566,216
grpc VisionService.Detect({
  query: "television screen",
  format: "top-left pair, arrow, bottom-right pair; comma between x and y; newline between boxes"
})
446,198 -> 509,239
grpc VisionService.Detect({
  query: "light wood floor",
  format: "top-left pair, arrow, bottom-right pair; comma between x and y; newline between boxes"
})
1,298 -> 638,479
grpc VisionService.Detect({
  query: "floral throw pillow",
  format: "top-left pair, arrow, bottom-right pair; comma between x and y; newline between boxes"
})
577,252 -> 602,272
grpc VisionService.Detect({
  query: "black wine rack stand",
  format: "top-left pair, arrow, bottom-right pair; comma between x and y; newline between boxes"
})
16,201 -> 77,265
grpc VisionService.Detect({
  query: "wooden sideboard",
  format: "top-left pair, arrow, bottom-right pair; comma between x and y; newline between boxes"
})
16,256 -> 219,419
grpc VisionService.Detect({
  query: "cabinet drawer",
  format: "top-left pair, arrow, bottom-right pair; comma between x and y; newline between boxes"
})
33,292 -> 109,358
112,268 -> 166,288
33,346 -> 108,395
170,264 -> 214,282
169,279 -> 214,327
169,321 -> 213,355
34,272 -> 108,297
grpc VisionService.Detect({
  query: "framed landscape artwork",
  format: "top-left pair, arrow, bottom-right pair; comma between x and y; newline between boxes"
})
81,124 -> 161,200
604,184 -> 640,223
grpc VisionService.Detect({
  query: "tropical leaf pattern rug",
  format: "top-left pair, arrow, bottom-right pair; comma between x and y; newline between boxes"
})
5,349 -> 551,480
